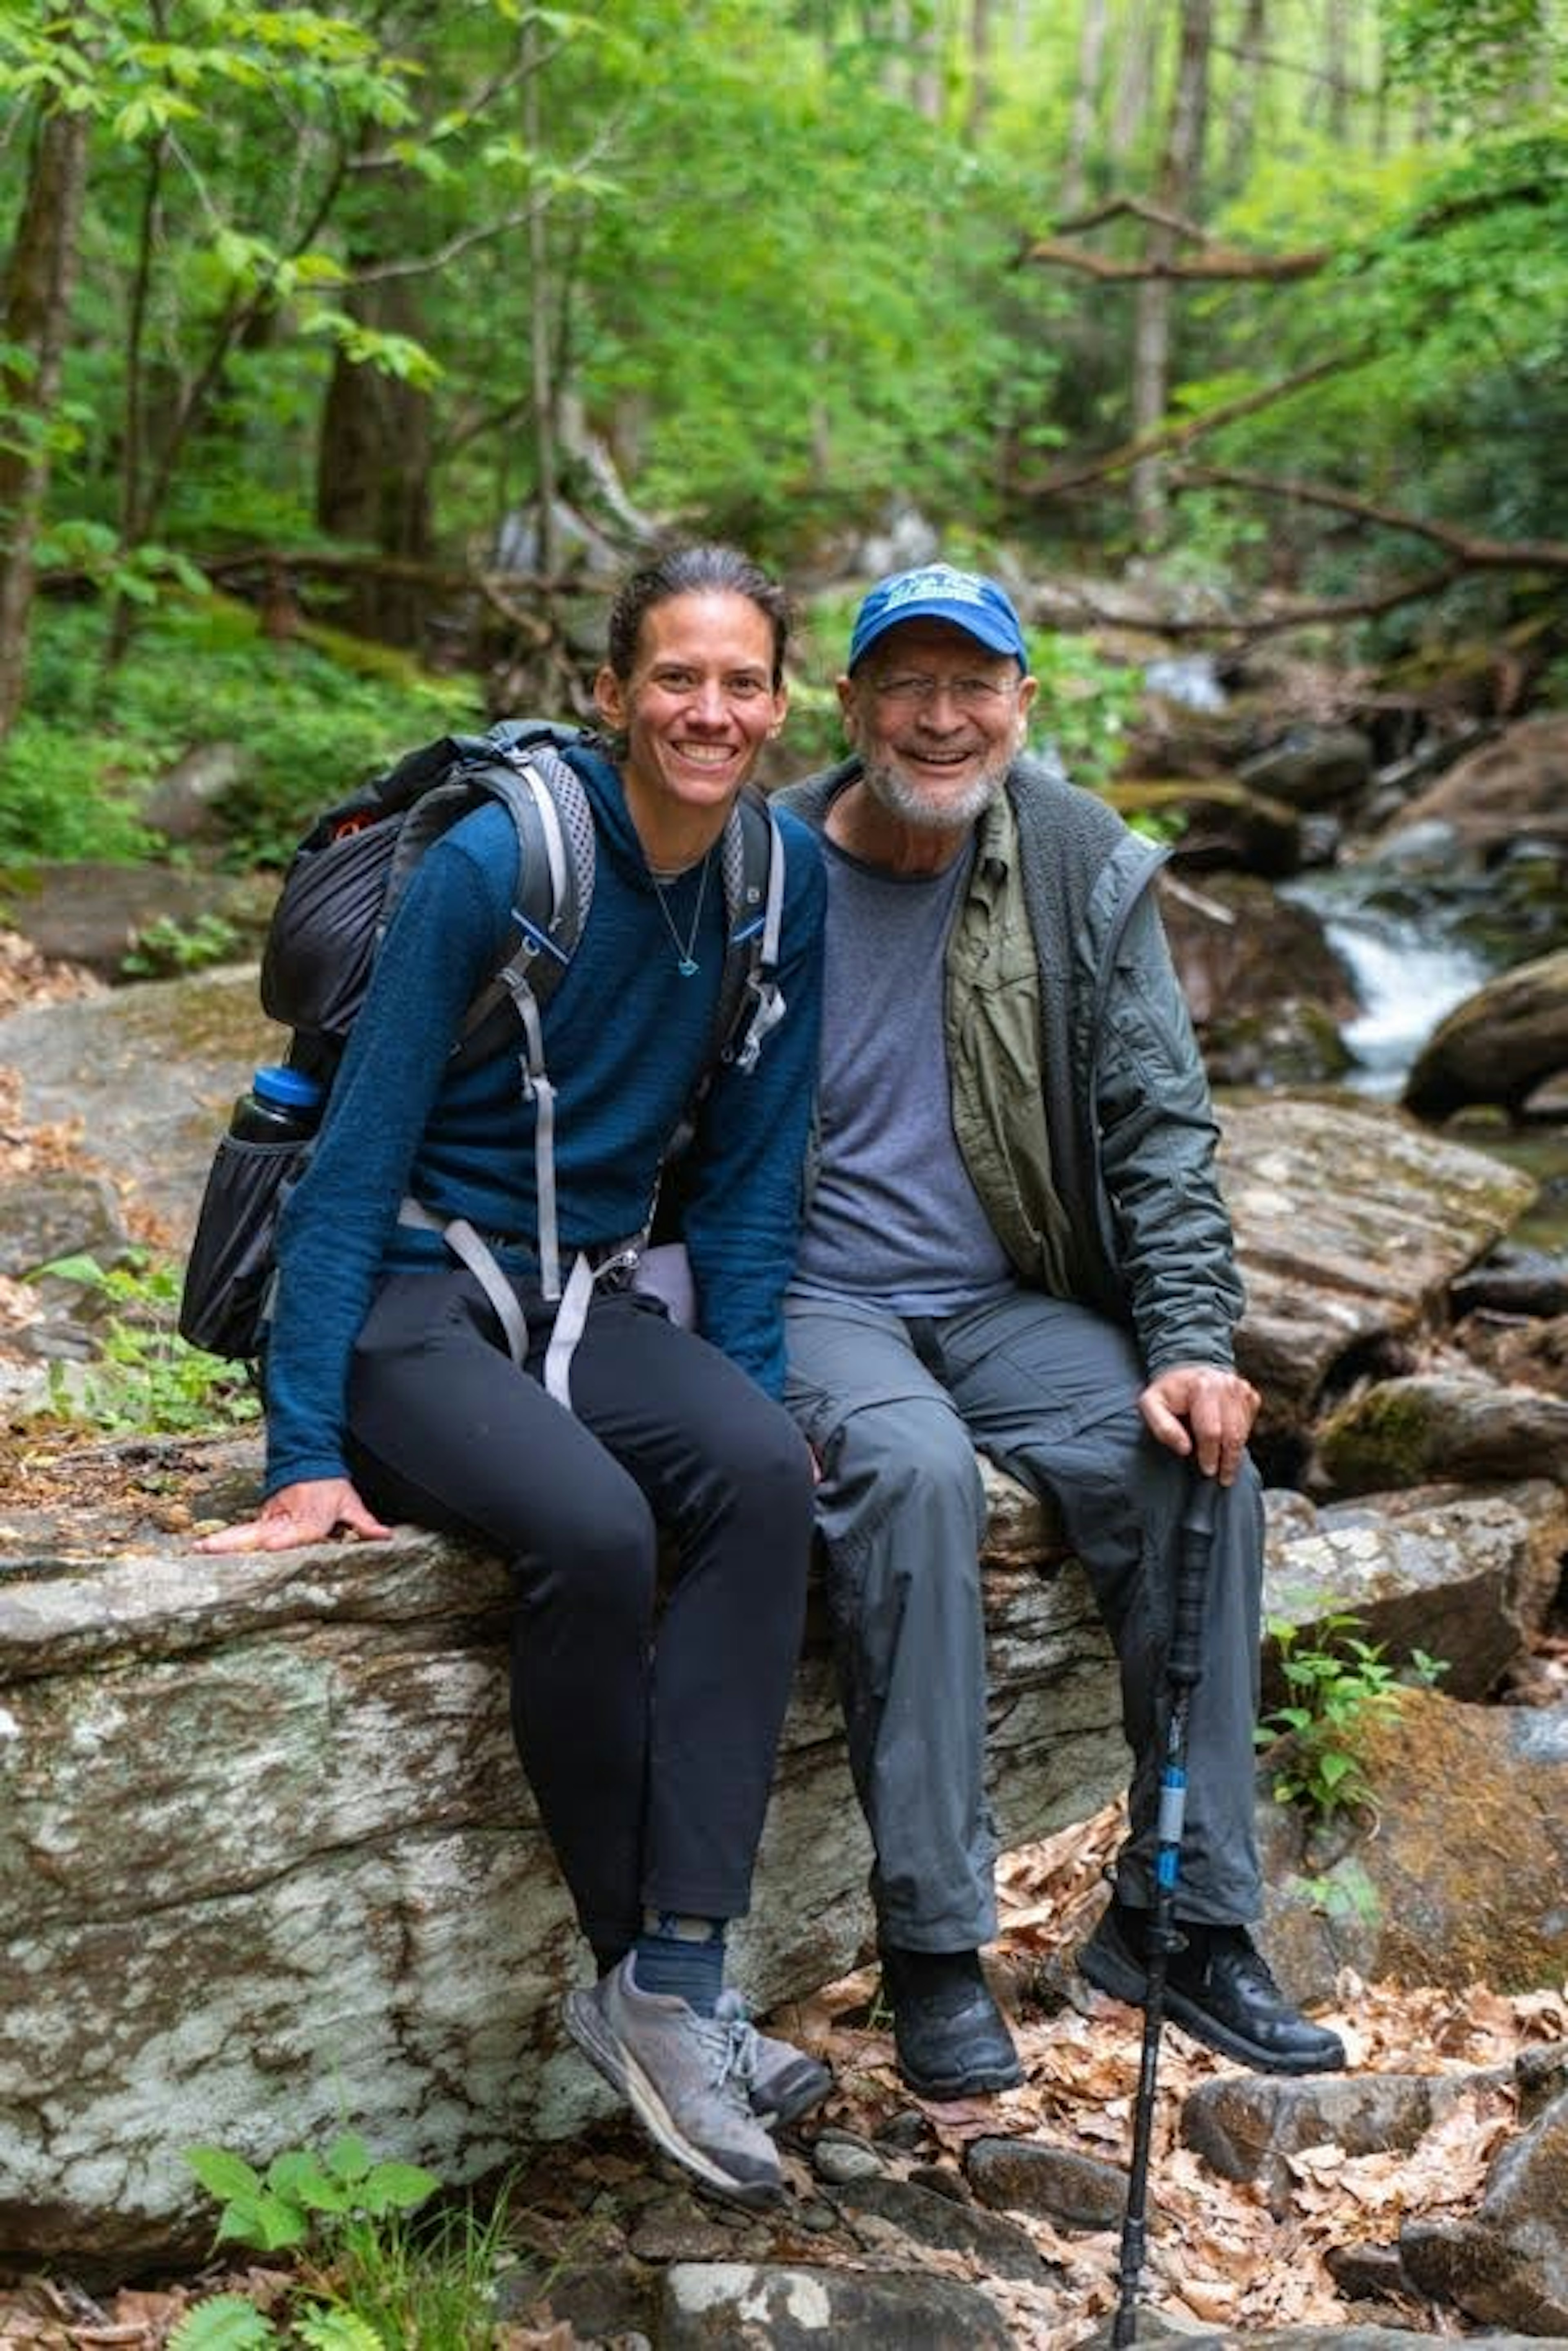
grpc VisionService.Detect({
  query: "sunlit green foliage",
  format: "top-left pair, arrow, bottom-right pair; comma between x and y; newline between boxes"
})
0,0 -> 1562,716
0,599 -> 476,863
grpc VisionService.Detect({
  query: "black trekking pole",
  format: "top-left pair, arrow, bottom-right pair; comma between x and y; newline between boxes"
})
1109,1467 -> 1219,2349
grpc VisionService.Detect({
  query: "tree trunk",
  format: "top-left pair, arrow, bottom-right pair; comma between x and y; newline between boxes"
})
910,3 -> 942,121
523,17 -> 559,581
0,105 -> 89,749
1109,0 -> 1160,163
1322,0 -> 1353,138
965,0 -> 994,141
1224,0 -> 1269,187
1130,0 -> 1213,548
315,275 -> 434,646
1062,0 -> 1109,212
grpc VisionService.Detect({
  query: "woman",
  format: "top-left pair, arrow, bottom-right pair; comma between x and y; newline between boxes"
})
199,545 -> 828,2208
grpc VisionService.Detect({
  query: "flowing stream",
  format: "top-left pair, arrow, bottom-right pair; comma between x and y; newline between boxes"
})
1280,869 -> 1494,1101
1278,865 -> 1568,1252
1143,652 -> 1568,1254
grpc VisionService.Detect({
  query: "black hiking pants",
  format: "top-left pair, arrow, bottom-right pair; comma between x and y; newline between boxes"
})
343,1265 -> 814,1964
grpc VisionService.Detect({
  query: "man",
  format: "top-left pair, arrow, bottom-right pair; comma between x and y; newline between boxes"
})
779,562 -> 1345,2101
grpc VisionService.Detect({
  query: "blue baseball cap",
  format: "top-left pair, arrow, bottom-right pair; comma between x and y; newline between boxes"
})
848,563 -> 1029,672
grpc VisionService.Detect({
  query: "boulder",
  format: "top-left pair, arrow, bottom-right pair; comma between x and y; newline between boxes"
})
1236,724 -> 1374,810
5,1451 -> 1562,2276
656,2261 -> 1018,2348
1159,873 -> 1357,1089
1457,1310 -> 1568,1402
1181,2068 -> 1509,2221
1314,1373 -> 1568,1496
1402,2084 -> 1568,2335
0,862 -> 273,981
0,1439 -> 1120,2275
140,744 -> 254,846
1262,1479 -> 1568,1705
0,965 -> 280,1246
1257,1689 -> 1568,2003
1404,947 -> 1568,1120
1218,1096 -> 1536,1453
1111,778 -> 1304,877
1373,712 -> 1568,862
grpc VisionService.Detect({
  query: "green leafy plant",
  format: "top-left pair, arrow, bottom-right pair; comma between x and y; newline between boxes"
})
120,911 -> 243,979
1,600 -> 475,867
33,1252 -> 259,1434
1407,1646 -> 1451,1691
174,2135 -> 521,2349
1027,632 -> 1147,797
170,2295 -> 378,2349
1255,1609 -> 1415,1825
185,2134 -> 441,2258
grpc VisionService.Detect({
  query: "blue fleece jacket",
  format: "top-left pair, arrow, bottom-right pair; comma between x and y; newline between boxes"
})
263,746 -> 824,1494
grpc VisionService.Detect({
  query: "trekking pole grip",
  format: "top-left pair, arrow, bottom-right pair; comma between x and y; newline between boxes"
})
1169,1471 -> 1219,1689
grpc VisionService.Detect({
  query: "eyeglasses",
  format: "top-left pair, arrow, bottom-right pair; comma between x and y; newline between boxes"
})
866,673 -> 1018,710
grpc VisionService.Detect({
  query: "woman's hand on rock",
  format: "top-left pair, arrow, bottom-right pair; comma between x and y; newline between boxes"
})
194,1478 -> 394,1553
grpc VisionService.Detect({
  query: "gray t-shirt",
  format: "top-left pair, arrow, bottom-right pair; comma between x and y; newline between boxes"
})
791,836 -> 1014,1315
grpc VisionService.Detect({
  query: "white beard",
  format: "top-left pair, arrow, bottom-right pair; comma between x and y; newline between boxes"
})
860,749 -> 1009,835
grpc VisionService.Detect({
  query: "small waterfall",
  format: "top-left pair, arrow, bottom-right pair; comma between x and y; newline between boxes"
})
1281,873 -> 1492,1100
1138,651 -> 1503,1102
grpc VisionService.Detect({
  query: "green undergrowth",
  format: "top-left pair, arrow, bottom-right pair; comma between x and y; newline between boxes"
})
32,1253 -> 258,1436
0,597 -> 479,869
171,2135 -> 538,2348
1256,1608 -> 1449,1826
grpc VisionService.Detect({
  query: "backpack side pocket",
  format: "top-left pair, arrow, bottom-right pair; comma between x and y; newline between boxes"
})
179,1134 -> 310,1361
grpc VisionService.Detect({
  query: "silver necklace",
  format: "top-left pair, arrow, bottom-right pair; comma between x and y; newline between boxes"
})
650,849 -> 711,977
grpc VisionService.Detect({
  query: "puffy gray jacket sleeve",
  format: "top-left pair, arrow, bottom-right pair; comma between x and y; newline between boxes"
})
1092,887 -> 1245,1376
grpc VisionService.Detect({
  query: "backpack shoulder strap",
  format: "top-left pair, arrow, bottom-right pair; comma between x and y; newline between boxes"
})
447,738 -> 595,1063
445,740 -> 595,1302
714,784 -> 787,1076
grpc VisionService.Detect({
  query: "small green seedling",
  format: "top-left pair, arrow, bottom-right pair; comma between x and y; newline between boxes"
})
1256,1609 -> 1417,1825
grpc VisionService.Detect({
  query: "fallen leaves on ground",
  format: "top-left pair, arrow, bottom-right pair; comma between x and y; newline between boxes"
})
0,929 -> 103,1023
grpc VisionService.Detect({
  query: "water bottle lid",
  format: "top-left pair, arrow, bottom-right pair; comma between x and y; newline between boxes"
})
253,1063 -> 324,1110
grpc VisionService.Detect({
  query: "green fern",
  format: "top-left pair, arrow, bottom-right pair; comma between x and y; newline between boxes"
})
294,2311 -> 387,2350
168,2295 -> 281,2349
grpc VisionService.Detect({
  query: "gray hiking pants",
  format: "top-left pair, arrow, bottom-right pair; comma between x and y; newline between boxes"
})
783,1287 -> 1264,1950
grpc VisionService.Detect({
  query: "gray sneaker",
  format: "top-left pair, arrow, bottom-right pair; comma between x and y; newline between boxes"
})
563,1956 -> 783,2206
714,1990 -> 833,2131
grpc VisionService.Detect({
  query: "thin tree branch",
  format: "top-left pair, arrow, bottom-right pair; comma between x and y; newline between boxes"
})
345,107 -> 629,288
435,390 -> 537,465
1051,195 -> 1207,240
1030,564 -> 1472,641
1172,463 -> 1568,570
1022,232 -> 1329,281
1209,33 -> 1378,92
1023,351 -> 1369,498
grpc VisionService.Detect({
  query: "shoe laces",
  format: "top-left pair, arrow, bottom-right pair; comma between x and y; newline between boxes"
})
700,1994 -> 761,2103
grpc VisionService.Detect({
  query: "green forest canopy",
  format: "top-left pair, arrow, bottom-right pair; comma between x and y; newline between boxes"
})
0,0 -> 1565,793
